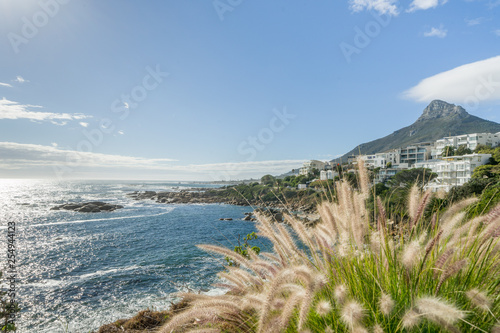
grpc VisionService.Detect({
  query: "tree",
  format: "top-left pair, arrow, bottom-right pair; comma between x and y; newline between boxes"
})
386,162 -> 392,168
387,168 -> 437,187
311,168 -> 320,177
472,164 -> 500,179
455,145 -> 472,156
260,174 -> 275,186
441,146 -> 456,157
493,147 -> 500,164
474,144 -> 493,154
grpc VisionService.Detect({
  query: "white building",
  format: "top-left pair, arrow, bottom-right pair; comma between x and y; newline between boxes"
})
299,160 -> 327,175
416,153 -> 492,192
354,150 -> 400,169
432,132 -> 500,159
320,170 -> 339,180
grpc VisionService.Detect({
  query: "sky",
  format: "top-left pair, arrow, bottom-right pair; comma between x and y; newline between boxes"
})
0,0 -> 499,181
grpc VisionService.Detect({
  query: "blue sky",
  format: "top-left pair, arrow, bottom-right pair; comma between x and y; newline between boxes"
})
0,0 -> 499,180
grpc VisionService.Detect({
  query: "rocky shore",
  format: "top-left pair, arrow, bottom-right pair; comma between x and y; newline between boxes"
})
126,189 -> 316,213
127,190 -> 320,226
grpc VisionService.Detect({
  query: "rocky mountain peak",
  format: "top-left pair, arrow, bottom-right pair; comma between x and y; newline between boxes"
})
417,100 -> 469,122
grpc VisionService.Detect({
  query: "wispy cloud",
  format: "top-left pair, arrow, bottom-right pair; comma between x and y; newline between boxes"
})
13,76 -> 28,83
0,98 -> 91,124
424,25 -> 447,38
402,55 -> 500,104
0,142 -> 304,180
465,17 -> 485,26
0,82 -> 13,88
487,0 -> 500,9
349,0 -> 447,16
408,0 -> 447,12
349,0 -> 399,16
79,122 -> 89,128
494,29 -> 500,36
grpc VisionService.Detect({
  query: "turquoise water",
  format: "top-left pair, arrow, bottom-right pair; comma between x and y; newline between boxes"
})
0,180 -> 268,332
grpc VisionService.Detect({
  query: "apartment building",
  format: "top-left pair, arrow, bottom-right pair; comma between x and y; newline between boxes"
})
416,153 -> 492,192
299,160 -> 327,175
432,132 -> 500,159
397,143 -> 432,166
361,150 -> 399,168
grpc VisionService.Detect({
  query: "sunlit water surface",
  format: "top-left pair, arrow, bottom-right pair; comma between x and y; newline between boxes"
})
0,180 -> 266,332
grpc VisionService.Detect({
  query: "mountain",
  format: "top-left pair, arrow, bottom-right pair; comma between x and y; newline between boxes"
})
335,100 -> 500,162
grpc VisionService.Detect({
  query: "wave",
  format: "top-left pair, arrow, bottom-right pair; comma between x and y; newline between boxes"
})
25,207 -> 176,228
77,264 -> 142,281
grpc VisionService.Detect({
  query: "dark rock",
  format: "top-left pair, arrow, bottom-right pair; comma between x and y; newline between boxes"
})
62,204 -> 82,210
51,201 -> 124,213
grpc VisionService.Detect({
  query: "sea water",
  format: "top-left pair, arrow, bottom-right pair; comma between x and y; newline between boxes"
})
0,180 -> 267,332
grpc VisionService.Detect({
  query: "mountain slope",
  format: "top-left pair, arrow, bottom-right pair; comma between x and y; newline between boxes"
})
336,100 -> 500,162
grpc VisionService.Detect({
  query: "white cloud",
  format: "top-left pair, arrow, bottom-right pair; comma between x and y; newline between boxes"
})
0,98 -> 91,124
0,82 -> 13,88
465,17 -> 485,26
408,0 -> 447,12
51,143 -> 58,147
79,122 -> 89,128
0,142 -> 305,180
424,25 -> 447,38
50,121 -> 68,126
349,0 -> 399,16
117,130 -> 125,135
14,76 -> 28,83
494,29 -> 500,36
402,55 -> 500,105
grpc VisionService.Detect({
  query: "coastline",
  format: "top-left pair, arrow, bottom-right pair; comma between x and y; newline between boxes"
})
127,188 -> 320,224
91,189 -> 321,332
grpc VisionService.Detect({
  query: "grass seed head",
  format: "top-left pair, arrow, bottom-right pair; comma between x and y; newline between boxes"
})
465,288 -> 491,311
402,309 -> 421,329
341,301 -> 365,328
416,297 -> 465,326
334,284 -> 348,304
379,292 -> 395,316
316,300 -> 332,316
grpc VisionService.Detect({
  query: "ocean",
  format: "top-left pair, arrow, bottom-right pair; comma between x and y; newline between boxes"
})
0,180 -> 267,332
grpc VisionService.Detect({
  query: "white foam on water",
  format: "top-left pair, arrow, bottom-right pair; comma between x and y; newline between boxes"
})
76,264 -> 141,281
24,279 -> 63,289
27,207 -> 176,228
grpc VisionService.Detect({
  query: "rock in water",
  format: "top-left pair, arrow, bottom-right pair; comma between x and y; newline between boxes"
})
50,202 -> 124,213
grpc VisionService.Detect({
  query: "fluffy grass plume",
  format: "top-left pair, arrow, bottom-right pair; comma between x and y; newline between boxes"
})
160,159 -> 500,332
